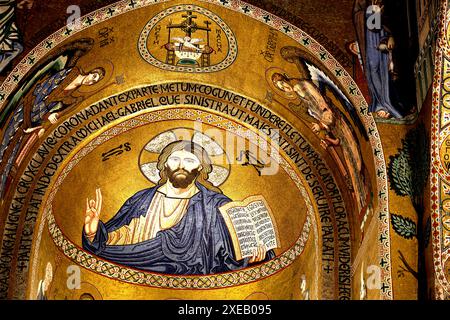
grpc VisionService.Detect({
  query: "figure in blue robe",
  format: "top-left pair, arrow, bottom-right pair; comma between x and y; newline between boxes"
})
353,0 -> 406,119
364,19 -> 403,119
82,183 -> 275,275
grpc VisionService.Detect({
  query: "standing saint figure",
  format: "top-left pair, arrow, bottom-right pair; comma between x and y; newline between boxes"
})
353,0 -> 405,119
82,140 -> 273,275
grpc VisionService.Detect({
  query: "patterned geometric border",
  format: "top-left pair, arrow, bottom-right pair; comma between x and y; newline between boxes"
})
436,122 -> 450,181
0,0 -> 391,298
43,108 -> 313,289
430,0 -> 450,300
138,4 -> 238,73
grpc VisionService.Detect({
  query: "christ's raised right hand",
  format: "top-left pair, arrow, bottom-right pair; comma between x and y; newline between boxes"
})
84,188 -> 102,237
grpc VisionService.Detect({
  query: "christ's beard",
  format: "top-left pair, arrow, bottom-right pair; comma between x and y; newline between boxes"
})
166,167 -> 200,189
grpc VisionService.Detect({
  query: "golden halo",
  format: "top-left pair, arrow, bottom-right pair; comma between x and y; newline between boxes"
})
265,66 -> 299,101
139,128 -> 231,187
76,59 -> 115,94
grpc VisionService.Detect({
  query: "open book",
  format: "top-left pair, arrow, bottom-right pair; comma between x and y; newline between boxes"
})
219,195 -> 280,261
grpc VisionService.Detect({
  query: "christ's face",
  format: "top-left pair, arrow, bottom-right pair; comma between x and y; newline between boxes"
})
165,150 -> 202,189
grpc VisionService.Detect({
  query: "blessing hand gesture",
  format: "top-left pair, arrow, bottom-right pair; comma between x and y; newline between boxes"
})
84,188 -> 102,237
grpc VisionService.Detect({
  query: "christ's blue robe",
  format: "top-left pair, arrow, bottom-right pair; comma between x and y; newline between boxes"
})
82,183 -> 275,275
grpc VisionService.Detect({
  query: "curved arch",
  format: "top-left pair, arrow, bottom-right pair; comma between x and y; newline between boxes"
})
0,0 -> 392,300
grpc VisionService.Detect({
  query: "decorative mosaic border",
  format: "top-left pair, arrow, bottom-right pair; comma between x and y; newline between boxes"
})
138,4 -> 238,73
43,108 -> 313,289
436,122 -> 450,181
431,0 -> 450,300
48,212 -> 311,289
0,0 -> 392,298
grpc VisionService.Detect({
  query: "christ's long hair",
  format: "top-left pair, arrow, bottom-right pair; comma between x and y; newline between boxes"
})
156,140 -> 222,193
